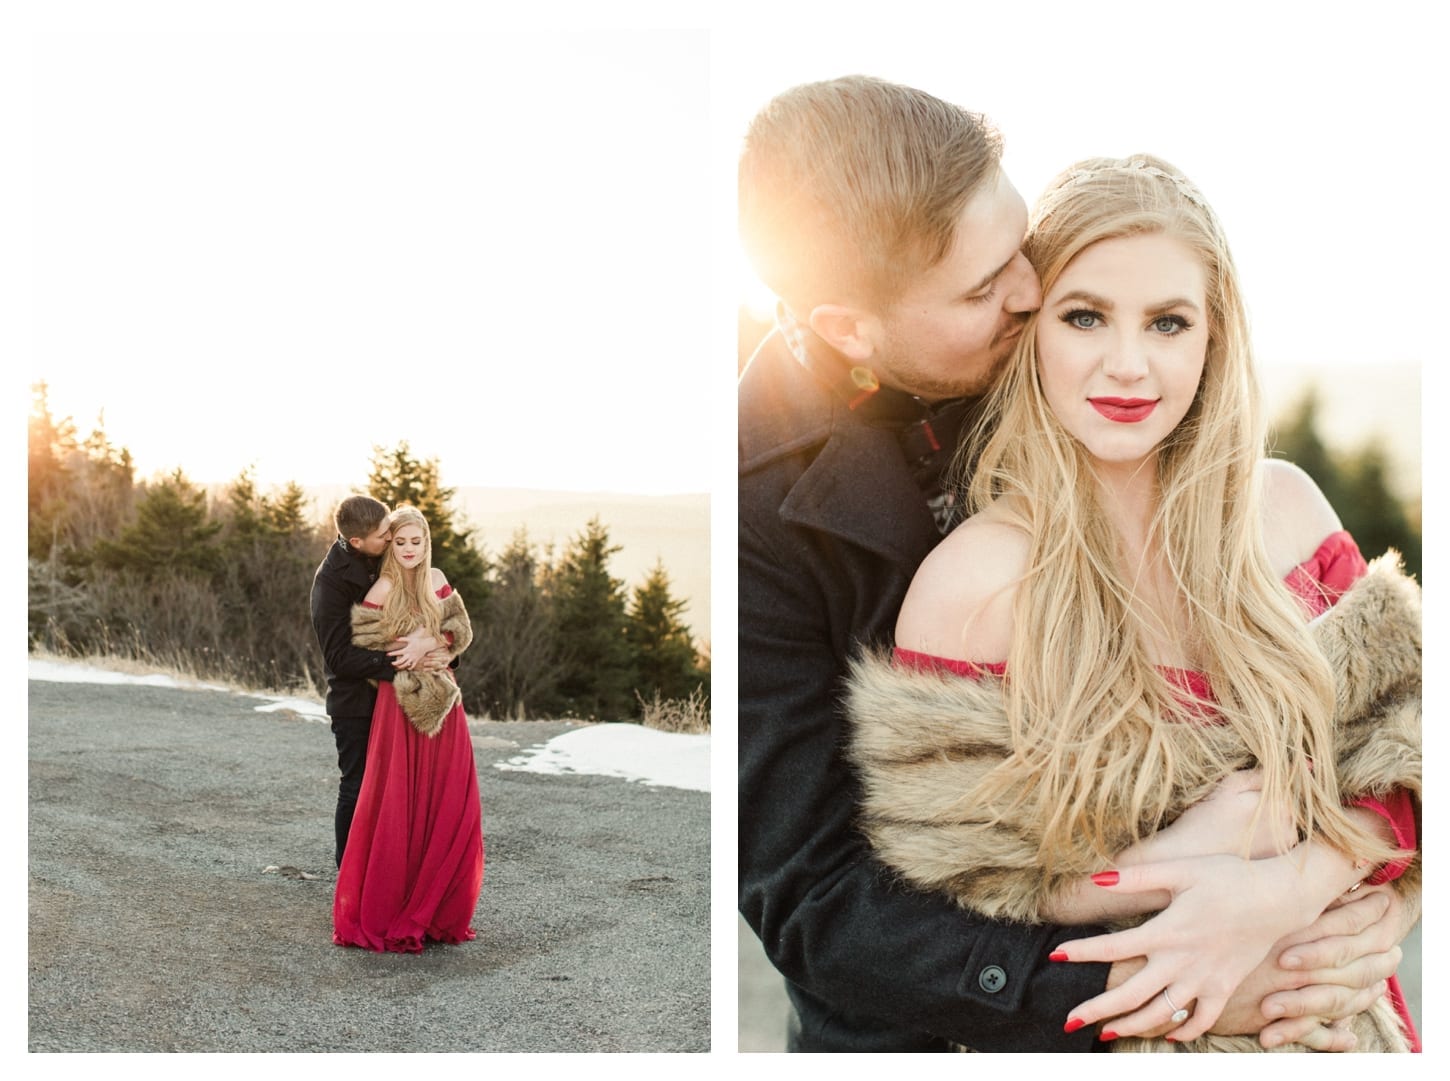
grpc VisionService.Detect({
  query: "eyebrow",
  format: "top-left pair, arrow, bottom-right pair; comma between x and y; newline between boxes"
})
1052,290 -> 1202,315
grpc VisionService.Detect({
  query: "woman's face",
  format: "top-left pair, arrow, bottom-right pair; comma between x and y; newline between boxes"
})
1035,231 -> 1208,474
389,523 -> 427,570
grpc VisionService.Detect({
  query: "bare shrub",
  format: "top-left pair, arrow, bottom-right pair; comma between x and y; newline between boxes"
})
635,685 -> 710,734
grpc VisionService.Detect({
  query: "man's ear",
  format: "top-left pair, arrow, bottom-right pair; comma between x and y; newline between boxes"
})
807,304 -> 881,363
346,536 -> 363,551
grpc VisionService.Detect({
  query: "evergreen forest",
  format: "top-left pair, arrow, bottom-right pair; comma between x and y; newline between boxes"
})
28,384 -> 710,725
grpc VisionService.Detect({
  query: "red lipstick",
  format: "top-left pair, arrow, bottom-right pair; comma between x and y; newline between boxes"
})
1090,397 -> 1158,423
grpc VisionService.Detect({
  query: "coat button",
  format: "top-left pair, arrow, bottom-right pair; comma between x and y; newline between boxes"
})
978,965 -> 1007,994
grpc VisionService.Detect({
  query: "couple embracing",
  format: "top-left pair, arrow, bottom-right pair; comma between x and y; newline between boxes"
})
738,77 -> 1420,1053
310,496 -> 485,953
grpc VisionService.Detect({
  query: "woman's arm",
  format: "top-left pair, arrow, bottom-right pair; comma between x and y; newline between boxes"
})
1038,769 -> 1297,924
357,577 -> 445,669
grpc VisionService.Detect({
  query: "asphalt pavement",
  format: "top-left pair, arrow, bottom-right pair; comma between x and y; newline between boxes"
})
28,678 -> 708,1053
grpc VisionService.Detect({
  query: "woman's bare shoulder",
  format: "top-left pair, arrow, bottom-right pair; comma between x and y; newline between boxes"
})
362,576 -> 393,606
894,502 -> 1030,663
1258,458 -> 1343,577
430,566 -> 449,591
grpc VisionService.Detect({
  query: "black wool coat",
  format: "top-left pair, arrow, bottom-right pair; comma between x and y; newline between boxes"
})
310,537 -> 398,719
738,331 -> 1109,1052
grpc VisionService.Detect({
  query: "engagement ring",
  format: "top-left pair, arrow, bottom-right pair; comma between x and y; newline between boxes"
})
1163,990 -> 1190,1025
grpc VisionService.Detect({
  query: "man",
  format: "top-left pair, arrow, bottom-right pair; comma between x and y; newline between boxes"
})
310,495 -> 443,866
737,75 -> 1412,1053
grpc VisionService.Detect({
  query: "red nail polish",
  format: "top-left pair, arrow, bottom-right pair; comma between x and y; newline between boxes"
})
1165,1036 -> 1177,1043
1090,870 -> 1120,887
1100,1031 -> 1117,1042
1049,950 -> 1069,962
1064,1018 -> 1086,1034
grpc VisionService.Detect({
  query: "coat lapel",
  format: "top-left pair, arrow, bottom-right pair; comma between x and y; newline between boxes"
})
781,419 -> 942,571
740,329 -> 945,574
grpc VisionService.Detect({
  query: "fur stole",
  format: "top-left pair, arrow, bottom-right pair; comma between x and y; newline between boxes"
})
844,554 -> 1420,1053
350,588 -> 473,737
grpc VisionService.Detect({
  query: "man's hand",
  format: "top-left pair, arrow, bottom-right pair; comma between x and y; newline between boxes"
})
1098,889 -> 1405,1050
1210,886 -> 1408,1049
388,628 -> 443,671
420,646 -> 453,672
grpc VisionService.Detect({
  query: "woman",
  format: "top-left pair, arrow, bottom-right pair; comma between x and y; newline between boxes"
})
845,156 -> 1420,1052
333,505 -> 485,952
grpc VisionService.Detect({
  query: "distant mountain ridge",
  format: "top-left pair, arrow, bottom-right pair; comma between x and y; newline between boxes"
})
301,486 -> 711,642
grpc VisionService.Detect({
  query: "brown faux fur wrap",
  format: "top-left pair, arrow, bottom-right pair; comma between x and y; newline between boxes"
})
350,588 -> 473,737
844,553 -> 1420,1053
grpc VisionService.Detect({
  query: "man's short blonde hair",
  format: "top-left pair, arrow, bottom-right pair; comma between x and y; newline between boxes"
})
738,75 -> 1003,315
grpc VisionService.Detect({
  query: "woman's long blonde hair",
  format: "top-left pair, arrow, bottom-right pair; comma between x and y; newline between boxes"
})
962,155 -> 1390,864
375,505 -> 443,643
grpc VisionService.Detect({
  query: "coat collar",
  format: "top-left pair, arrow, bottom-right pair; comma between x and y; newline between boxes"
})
740,331 -> 943,569
327,535 -> 380,587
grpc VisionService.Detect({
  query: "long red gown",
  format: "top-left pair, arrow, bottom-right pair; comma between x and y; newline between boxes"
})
333,585 -> 485,953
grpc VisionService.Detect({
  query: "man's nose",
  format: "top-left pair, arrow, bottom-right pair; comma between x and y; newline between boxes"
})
1002,252 -> 1042,314
997,253 -> 1044,315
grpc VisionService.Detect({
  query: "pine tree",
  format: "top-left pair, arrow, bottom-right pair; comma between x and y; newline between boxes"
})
29,382 -> 78,560
221,468 -> 268,540
92,470 -> 222,581
544,517 -> 636,720
468,529 -> 559,719
28,385 -> 135,561
1339,442 -> 1421,579
68,419 -> 136,556
626,559 -> 704,704
1270,389 -> 1347,513
366,441 -> 490,607
1271,388 -> 1421,580
264,482 -> 312,534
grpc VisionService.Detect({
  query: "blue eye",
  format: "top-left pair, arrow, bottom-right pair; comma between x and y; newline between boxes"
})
1152,315 -> 1190,335
1062,309 -> 1101,330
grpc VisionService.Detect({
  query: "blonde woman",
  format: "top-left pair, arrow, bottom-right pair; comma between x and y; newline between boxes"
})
846,156 -> 1420,1052
334,505 -> 484,952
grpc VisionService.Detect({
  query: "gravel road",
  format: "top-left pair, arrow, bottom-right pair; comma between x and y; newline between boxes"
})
28,678 -> 708,1053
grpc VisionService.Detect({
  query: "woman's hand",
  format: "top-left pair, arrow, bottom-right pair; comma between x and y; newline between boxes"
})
388,628 -> 442,670
1055,853 -> 1326,1042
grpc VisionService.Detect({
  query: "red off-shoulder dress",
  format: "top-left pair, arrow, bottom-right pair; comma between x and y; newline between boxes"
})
332,584 -> 485,953
895,531 -> 1419,1049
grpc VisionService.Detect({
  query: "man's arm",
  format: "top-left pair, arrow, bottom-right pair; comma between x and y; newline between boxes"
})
309,573 -> 398,683
738,521 -> 1108,1051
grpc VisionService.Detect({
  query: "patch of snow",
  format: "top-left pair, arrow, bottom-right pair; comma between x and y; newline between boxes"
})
495,723 -> 710,793
27,659 -> 229,691
252,697 -> 329,721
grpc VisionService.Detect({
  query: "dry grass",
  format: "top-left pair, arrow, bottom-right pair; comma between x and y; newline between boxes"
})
635,686 -> 711,734
30,646 -> 711,734
26,644 -> 323,703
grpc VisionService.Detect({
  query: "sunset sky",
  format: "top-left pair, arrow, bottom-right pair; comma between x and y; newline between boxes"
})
25,9 -> 1437,500
26,26 -> 715,494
